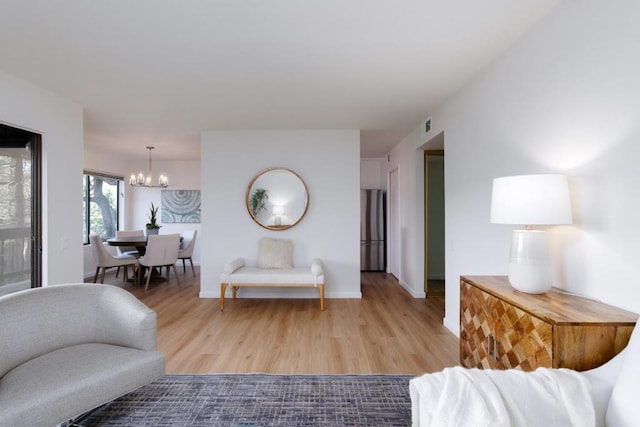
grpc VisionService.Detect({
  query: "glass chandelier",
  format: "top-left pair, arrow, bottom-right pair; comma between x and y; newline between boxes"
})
129,146 -> 168,188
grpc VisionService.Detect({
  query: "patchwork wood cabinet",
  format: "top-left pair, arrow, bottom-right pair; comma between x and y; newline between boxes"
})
460,276 -> 637,372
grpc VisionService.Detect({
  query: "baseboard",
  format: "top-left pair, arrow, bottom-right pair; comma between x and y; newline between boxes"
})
199,290 -> 218,298
398,278 -> 426,298
443,315 -> 460,338
327,291 -> 362,299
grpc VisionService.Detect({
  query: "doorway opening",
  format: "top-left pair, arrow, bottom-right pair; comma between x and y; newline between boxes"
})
424,146 -> 444,297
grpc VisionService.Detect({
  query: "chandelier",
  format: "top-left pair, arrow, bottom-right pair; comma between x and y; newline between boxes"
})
129,146 -> 168,188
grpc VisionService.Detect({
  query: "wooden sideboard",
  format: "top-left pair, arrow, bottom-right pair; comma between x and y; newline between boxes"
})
460,275 -> 638,371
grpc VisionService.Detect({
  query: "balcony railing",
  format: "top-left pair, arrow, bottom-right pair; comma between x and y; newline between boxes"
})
0,226 -> 31,290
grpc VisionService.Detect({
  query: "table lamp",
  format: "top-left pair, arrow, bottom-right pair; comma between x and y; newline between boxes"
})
273,205 -> 284,226
490,174 -> 572,294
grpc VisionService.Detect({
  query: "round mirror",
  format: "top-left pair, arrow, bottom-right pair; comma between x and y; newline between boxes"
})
246,167 -> 309,230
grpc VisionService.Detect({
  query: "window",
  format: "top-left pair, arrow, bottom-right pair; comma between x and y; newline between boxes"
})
83,172 -> 122,244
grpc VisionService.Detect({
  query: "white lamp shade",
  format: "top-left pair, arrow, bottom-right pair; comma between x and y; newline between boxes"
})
490,174 -> 572,225
272,205 -> 284,215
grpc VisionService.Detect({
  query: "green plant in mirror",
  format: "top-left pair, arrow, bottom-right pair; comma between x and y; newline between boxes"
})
146,202 -> 161,229
250,188 -> 269,216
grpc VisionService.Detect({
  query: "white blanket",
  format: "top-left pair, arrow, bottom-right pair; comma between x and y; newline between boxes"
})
409,367 -> 595,427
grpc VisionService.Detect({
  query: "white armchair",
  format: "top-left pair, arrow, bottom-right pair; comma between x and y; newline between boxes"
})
410,321 -> 640,426
0,284 -> 165,426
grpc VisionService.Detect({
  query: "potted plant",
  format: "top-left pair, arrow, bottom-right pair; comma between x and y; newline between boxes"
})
146,202 -> 161,235
249,188 -> 269,217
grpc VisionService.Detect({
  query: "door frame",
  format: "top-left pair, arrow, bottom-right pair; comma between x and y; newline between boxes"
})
0,124 -> 42,290
387,166 -> 400,279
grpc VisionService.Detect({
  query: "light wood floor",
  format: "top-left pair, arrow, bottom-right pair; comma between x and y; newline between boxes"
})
90,266 -> 459,375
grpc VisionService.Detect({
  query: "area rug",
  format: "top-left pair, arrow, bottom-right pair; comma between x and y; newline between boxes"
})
76,374 -> 414,427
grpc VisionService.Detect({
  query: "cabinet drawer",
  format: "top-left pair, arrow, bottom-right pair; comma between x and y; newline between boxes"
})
460,280 -> 494,369
460,280 -> 551,370
491,295 -> 552,370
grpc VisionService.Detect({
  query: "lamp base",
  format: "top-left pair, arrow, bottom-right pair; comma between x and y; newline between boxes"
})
508,229 -> 552,294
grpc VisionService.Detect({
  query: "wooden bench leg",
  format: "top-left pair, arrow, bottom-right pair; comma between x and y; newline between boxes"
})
220,283 -> 227,311
232,286 -> 238,299
318,284 -> 325,311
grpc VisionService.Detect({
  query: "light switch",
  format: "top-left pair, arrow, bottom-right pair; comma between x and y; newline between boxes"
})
61,236 -> 69,249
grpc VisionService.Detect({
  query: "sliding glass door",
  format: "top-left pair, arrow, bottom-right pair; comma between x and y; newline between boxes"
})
0,124 -> 41,296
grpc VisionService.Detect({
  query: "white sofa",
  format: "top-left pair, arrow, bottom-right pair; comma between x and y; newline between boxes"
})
0,284 -> 165,426
410,319 -> 640,427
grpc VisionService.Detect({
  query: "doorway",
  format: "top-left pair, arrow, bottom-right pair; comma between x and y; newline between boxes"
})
0,124 -> 42,296
424,149 -> 444,297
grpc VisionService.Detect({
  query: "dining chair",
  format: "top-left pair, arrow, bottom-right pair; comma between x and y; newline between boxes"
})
114,229 -> 144,278
89,234 -> 138,283
178,229 -> 197,277
137,233 -> 181,291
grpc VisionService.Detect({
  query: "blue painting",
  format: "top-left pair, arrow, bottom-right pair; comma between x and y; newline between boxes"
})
161,190 -> 201,223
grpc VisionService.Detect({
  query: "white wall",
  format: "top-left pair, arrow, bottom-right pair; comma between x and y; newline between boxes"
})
200,130 -> 361,299
84,146 -> 130,177
360,158 -> 386,190
386,130 -> 426,297
403,0 -> 640,335
126,159 -> 201,229
0,70 -> 84,286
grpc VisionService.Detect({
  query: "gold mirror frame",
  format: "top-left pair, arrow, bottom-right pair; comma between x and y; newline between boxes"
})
246,167 -> 309,230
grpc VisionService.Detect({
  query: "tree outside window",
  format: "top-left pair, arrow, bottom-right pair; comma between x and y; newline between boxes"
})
83,173 -> 121,244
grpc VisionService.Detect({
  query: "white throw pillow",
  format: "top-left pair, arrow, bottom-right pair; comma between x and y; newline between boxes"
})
257,237 -> 293,269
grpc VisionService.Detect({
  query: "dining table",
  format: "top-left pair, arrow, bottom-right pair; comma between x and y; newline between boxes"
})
107,235 -> 156,284
106,235 -> 149,255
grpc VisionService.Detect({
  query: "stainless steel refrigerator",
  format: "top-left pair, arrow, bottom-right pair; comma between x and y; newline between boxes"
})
360,189 -> 386,271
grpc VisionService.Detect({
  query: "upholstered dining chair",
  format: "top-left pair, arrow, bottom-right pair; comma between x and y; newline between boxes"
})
178,229 -> 197,277
137,233 -> 181,291
114,229 -> 144,278
89,234 -> 137,283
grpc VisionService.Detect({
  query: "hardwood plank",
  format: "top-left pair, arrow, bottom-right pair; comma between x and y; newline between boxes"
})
87,268 -> 459,374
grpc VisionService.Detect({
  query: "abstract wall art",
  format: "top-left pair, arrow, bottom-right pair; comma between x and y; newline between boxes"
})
161,190 -> 201,223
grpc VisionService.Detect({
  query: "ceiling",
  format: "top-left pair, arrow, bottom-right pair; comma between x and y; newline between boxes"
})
0,1 -> 558,160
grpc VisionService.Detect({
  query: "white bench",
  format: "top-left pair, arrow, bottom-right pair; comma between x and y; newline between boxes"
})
220,258 -> 325,311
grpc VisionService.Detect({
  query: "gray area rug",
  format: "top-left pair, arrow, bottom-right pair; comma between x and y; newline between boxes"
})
77,374 -> 414,426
